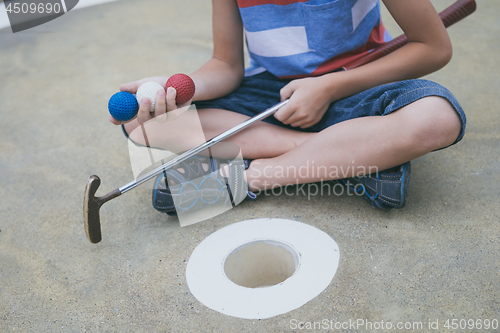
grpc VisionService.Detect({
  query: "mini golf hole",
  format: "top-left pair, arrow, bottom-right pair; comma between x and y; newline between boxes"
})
224,241 -> 298,288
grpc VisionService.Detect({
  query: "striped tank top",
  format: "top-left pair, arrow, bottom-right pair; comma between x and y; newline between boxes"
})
237,0 -> 392,78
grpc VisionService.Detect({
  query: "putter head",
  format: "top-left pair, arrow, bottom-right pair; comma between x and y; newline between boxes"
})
84,175 -> 103,244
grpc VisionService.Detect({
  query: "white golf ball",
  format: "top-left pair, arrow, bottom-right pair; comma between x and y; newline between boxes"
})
136,81 -> 165,112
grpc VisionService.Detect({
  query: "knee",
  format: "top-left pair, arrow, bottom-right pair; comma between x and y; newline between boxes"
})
410,97 -> 462,152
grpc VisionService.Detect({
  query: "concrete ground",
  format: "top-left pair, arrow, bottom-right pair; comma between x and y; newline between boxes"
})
1,0 -> 499,332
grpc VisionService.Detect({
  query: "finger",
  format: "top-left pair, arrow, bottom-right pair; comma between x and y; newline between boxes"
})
119,81 -> 141,93
136,98 -> 152,124
294,113 -> 318,128
274,103 -> 298,125
293,120 -> 310,128
280,82 -> 295,102
166,87 -> 177,112
297,117 -> 319,129
109,115 -> 128,125
276,99 -> 309,125
287,117 -> 307,128
273,105 -> 292,124
286,103 -> 306,123
154,89 -> 166,118
286,111 -> 312,127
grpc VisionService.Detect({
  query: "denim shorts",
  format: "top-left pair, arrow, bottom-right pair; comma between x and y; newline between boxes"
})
193,71 -> 466,147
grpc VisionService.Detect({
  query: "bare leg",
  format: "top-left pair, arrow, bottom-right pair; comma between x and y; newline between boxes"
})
246,97 -> 462,191
124,97 -> 461,191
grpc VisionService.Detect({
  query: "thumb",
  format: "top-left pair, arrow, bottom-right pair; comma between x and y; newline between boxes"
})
119,81 -> 140,94
280,81 -> 297,102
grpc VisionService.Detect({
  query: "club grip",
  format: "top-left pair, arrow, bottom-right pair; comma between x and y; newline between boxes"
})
341,0 -> 477,71
440,0 -> 477,28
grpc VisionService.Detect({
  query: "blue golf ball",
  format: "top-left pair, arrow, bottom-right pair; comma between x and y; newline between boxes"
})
108,91 -> 139,122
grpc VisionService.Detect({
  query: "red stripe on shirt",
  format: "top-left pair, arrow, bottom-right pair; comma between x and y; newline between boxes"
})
280,23 -> 388,79
237,0 -> 308,8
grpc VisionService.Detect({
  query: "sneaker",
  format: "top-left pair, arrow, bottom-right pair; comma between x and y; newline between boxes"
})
152,155 -> 255,216
340,162 -> 411,210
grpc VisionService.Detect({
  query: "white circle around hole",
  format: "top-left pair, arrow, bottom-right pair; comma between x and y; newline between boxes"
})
186,218 -> 340,319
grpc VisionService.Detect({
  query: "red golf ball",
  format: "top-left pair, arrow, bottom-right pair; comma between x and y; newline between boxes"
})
165,73 -> 195,104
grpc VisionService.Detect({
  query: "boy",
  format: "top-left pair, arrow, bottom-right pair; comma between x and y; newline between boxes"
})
112,0 -> 465,212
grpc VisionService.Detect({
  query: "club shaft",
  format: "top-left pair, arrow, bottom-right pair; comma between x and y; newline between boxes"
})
118,99 -> 289,194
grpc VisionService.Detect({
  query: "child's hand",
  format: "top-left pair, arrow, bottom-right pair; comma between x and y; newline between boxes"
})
109,76 -> 193,125
275,76 -> 334,129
